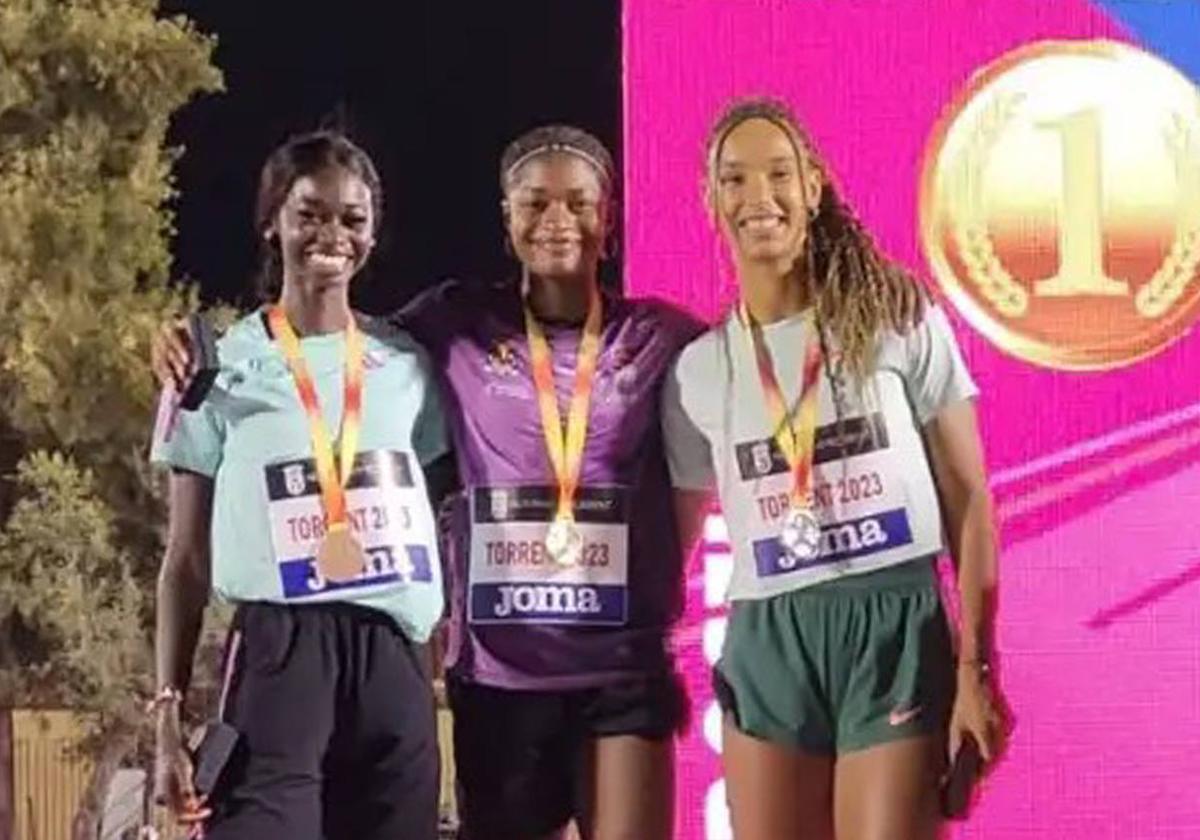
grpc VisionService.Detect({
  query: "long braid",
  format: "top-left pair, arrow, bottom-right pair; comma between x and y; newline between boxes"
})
806,225 -> 853,461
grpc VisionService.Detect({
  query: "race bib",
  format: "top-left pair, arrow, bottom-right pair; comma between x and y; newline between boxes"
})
738,409 -> 939,579
467,485 -> 630,625
265,449 -> 435,599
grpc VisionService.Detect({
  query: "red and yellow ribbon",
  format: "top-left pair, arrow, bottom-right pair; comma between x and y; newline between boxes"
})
740,304 -> 823,509
524,287 -> 604,525
268,306 -> 364,533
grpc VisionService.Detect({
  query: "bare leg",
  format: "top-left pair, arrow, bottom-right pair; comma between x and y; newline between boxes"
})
574,734 -> 674,840
721,718 -> 834,840
834,734 -> 944,840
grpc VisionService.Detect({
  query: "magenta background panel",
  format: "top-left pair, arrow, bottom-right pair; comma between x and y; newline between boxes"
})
622,2 -> 1200,837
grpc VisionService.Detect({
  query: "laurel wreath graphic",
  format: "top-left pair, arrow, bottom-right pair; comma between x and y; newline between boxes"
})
1135,110 -> 1200,319
947,93 -> 1030,318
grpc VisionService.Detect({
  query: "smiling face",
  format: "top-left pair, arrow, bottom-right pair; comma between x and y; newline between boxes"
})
268,165 -> 375,290
503,151 -> 609,281
711,117 -> 822,269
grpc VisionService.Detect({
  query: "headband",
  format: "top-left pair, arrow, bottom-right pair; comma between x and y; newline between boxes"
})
504,143 -> 611,184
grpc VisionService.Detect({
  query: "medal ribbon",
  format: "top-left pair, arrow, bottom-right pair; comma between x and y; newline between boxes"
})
268,306 -> 364,534
740,304 -> 823,509
524,287 -> 604,524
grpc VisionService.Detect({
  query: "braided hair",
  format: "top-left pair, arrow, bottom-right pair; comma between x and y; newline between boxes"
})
705,97 -> 922,386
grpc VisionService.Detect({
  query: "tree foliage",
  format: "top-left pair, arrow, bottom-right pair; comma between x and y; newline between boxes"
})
0,1 -> 222,834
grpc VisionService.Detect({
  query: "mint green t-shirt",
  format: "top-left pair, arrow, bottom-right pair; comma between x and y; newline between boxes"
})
150,311 -> 448,643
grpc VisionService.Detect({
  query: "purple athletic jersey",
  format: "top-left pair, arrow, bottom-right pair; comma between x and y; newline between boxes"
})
399,278 -> 705,690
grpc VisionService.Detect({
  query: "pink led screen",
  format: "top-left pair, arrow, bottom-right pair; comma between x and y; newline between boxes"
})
622,2 -> 1200,837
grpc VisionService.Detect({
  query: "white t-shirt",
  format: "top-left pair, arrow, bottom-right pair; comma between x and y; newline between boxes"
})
661,306 -> 977,601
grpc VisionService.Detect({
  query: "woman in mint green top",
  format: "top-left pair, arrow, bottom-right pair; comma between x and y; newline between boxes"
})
150,131 -> 447,840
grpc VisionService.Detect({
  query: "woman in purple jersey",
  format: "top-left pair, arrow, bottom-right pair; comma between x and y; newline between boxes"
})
397,125 -> 703,840
153,123 -> 925,840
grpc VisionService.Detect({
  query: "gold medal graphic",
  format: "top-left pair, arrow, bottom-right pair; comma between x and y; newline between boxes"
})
920,40 -> 1200,370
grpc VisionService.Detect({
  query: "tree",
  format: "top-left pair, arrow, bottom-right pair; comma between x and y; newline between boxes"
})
0,1 -> 222,836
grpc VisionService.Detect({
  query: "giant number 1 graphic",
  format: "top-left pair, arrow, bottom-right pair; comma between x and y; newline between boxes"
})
1035,107 -> 1130,298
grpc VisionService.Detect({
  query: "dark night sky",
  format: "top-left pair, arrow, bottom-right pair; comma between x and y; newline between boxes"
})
162,1 -> 621,314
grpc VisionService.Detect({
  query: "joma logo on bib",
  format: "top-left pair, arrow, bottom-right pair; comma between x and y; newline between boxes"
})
494,584 -> 603,617
754,507 -> 915,577
469,581 -> 626,625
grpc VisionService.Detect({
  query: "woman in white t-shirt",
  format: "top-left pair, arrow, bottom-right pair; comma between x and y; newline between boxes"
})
662,98 -> 1009,839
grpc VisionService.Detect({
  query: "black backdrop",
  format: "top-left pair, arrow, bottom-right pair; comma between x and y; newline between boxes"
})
163,0 -> 621,312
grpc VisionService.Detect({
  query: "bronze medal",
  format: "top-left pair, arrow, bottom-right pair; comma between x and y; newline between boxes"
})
316,527 -> 366,582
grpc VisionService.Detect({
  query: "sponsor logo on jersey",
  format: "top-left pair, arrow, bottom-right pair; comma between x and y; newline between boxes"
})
484,340 -> 519,377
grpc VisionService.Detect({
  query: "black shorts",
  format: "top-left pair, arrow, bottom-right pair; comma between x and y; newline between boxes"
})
448,672 -> 688,839
205,601 -> 439,840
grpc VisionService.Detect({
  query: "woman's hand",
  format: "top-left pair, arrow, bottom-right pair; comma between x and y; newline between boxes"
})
154,706 -> 211,829
948,662 -> 1009,771
152,318 -> 199,392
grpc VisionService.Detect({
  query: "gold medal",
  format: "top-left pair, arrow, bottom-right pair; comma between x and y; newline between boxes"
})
524,280 -> 604,567
316,526 -> 366,582
545,516 -> 584,566
921,40 -> 1200,370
